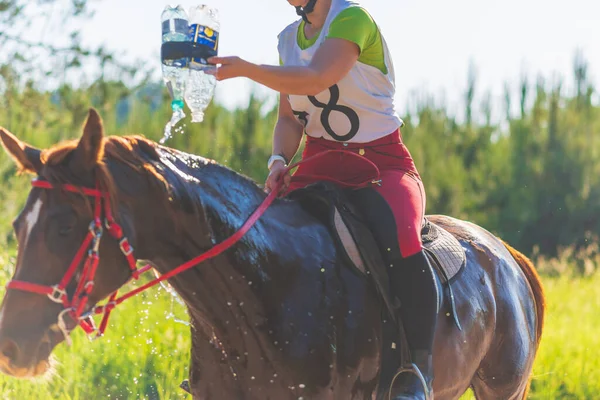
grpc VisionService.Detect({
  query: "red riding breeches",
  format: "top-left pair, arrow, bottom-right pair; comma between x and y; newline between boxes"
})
287,130 -> 426,258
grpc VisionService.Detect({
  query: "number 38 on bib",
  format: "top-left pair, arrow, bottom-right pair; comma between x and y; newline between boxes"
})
292,84 -> 360,142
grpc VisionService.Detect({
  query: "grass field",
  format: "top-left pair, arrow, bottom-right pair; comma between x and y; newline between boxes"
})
0,248 -> 597,399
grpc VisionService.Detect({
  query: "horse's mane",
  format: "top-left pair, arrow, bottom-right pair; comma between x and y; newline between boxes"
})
40,136 -> 171,211
40,135 -> 267,216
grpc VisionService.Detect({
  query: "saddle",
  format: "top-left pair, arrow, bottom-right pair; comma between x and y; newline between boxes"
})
287,181 -> 465,330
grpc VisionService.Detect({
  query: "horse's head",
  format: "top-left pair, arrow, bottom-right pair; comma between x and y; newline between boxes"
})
0,109 -> 136,378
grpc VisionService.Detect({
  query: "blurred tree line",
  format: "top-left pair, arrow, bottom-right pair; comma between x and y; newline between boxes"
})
1,1 -> 599,267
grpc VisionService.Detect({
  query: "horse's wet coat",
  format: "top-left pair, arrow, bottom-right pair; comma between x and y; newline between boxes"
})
143,147 -> 383,399
0,112 -> 544,400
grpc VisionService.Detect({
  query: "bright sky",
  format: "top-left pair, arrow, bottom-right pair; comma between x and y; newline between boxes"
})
79,0 -> 599,117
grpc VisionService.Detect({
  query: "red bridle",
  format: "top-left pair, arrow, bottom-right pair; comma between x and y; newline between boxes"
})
4,150 -> 380,343
6,180 -> 155,342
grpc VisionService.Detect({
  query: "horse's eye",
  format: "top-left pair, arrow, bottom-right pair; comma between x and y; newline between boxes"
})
59,226 -> 74,236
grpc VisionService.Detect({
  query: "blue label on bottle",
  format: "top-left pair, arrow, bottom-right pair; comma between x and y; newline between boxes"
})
188,24 -> 219,65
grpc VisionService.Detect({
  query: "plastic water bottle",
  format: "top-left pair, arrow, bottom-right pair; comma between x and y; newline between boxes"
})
160,5 -> 189,143
185,5 -> 220,123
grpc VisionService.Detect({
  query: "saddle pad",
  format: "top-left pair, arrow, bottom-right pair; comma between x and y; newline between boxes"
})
423,223 -> 465,283
334,211 -> 465,283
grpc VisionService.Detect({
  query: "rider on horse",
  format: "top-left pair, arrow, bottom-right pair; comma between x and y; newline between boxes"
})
209,0 -> 438,398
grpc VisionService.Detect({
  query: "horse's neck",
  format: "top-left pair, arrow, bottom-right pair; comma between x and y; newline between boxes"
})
141,161 -> 312,389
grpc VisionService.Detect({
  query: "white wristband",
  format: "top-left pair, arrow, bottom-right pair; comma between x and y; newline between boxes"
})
267,155 -> 288,170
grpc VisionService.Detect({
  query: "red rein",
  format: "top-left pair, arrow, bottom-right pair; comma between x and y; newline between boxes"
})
5,150 -> 380,340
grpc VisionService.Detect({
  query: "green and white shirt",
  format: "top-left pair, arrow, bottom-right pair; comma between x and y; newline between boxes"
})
278,0 -> 403,143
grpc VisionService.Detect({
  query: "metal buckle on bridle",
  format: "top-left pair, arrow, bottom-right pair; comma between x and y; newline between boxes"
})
83,281 -> 95,292
88,220 -> 104,237
77,314 -> 101,341
47,285 -> 67,303
89,220 -> 104,255
119,238 -> 134,256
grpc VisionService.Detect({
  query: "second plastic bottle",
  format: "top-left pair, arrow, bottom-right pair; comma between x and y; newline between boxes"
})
185,5 -> 220,123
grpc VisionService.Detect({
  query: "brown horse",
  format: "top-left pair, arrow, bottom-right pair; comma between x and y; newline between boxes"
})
0,109 -> 544,399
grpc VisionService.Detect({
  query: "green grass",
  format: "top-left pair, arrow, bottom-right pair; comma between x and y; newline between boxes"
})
0,251 -> 598,399
527,274 -> 600,399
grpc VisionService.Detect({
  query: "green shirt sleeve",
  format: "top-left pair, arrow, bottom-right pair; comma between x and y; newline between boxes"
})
325,7 -> 387,74
326,7 -> 376,54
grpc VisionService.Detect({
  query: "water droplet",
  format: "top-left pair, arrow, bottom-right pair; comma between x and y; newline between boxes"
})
299,384 -> 306,389
251,376 -> 255,380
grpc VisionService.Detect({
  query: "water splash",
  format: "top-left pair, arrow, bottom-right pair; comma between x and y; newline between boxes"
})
159,280 -> 190,326
160,101 -> 186,144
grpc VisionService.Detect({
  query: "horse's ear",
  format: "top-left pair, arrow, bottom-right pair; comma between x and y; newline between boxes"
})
0,127 -> 43,174
72,108 -> 105,171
